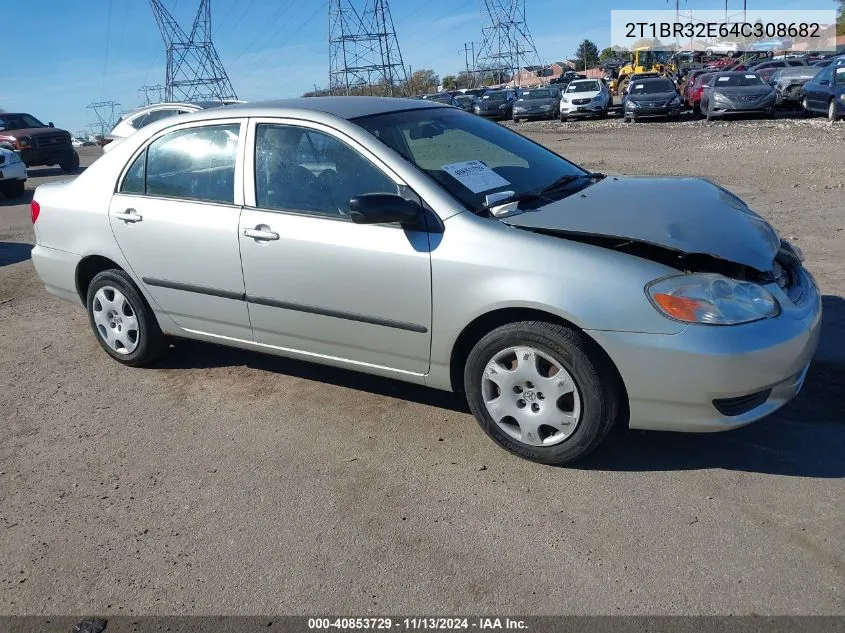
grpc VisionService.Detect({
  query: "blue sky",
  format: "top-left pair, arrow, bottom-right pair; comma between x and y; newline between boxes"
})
3,0 -> 834,132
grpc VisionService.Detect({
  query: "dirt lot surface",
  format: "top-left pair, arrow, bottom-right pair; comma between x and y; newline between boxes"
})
1,120 -> 843,616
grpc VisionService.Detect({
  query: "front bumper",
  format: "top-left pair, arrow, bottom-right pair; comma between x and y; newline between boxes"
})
476,110 -> 509,120
626,104 -> 681,118
0,157 -> 27,182
588,269 -> 822,432
513,108 -> 554,119
561,103 -> 604,117
709,99 -> 776,116
20,147 -> 75,167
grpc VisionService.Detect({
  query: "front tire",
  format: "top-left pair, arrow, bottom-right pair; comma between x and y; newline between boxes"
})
0,180 -> 26,198
463,321 -> 622,465
86,269 -> 167,367
829,99 -> 839,122
60,151 -> 80,174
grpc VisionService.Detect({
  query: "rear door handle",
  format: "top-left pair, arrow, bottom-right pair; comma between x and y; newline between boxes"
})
115,208 -> 143,223
243,227 -> 279,241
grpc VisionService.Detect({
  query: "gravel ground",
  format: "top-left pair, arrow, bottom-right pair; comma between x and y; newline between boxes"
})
1,120 -> 843,617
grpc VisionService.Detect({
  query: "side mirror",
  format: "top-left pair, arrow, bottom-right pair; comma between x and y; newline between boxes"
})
48,122 -> 55,127
349,194 -> 421,226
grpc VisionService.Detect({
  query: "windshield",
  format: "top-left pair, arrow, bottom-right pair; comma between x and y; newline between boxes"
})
566,81 -> 599,93
836,67 -> 845,85
353,108 -> 587,213
629,79 -> 675,94
427,94 -> 453,104
0,113 -> 47,131
482,93 -> 507,102
520,90 -> 552,100
639,50 -> 671,67
714,73 -> 765,87
454,96 -> 474,105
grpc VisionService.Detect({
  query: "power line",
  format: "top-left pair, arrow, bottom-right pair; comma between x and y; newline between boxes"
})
329,0 -> 408,96
87,101 -> 123,137
475,0 -> 542,86
149,0 -> 238,102
101,0 -> 114,97
238,0 -> 327,75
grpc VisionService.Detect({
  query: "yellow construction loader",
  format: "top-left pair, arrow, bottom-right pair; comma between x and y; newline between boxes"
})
611,48 -> 677,96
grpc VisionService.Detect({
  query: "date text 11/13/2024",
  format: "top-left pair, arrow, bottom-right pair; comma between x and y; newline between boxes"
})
307,617 -> 528,630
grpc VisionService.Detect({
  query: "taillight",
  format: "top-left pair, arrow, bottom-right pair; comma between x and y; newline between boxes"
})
30,200 -> 40,224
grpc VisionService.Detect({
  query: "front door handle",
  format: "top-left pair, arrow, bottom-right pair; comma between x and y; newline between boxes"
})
243,227 -> 279,241
115,208 -> 143,223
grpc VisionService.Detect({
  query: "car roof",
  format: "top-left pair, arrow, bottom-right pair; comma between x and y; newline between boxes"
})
158,97 -> 446,123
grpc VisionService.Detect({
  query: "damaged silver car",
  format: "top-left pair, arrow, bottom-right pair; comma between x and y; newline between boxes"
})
30,98 -> 821,465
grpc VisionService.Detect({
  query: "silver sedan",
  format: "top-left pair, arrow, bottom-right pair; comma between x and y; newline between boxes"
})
30,97 -> 821,465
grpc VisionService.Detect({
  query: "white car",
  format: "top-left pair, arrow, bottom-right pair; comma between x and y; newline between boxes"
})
102,100 -> 244,153
0,147 -> 27,198
706,41 -> 740,57
559,79 -> 611,120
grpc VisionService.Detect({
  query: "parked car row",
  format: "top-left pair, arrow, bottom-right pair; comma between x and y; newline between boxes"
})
676,55 -> 845,121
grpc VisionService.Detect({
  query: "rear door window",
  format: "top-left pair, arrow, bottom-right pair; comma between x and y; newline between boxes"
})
144,124 -> 240,204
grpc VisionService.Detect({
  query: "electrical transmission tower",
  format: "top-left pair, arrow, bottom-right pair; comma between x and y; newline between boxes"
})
139,84 -> 166,105
329,0 -> 408,96
475,0 -> 542,87
149,0 -> 237,102
86,101 -> 123,137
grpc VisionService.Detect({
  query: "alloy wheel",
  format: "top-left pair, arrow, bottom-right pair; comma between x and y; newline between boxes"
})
91,286 -> 140,355
481,345 -> 582,447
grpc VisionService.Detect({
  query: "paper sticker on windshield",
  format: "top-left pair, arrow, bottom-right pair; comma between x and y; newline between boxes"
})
634,84 -> 643,89
837,67 -> 845,74
745,74 -> 757,79
442,160 -> 510,194
717,76 -> 730,82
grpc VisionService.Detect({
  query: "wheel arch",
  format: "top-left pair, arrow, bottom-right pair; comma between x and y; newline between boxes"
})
447,307 -> 629,416
75,254 -> 125,303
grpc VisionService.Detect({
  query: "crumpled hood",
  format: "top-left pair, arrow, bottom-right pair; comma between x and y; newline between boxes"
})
500,176 -> 781,272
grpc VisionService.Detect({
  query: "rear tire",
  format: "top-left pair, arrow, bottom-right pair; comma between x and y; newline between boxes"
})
86,269 -> 167,367
59,151 -> 80,174
829,99 -> 839,122
0,180 -> 26,198
463,321 -> 622,466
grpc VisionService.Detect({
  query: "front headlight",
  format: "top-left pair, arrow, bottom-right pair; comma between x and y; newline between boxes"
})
839,94 -> 845,102
591,95 -> 603,102
560,98 -> 569,103
670,96 -> 681,105
626,100 -> 638,109
646,273 -> 779,325
713,92 -> 731,102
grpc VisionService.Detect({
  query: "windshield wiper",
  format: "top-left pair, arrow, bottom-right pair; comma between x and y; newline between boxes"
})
539,172 -> 605,194
479,172 -> 606,216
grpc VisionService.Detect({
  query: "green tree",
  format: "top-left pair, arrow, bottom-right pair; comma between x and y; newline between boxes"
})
837,0 -> 844,36
442,75 -> 457,90
599,47 -> 616,61
405,69 -> 440,95
574,39 -> 600,70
